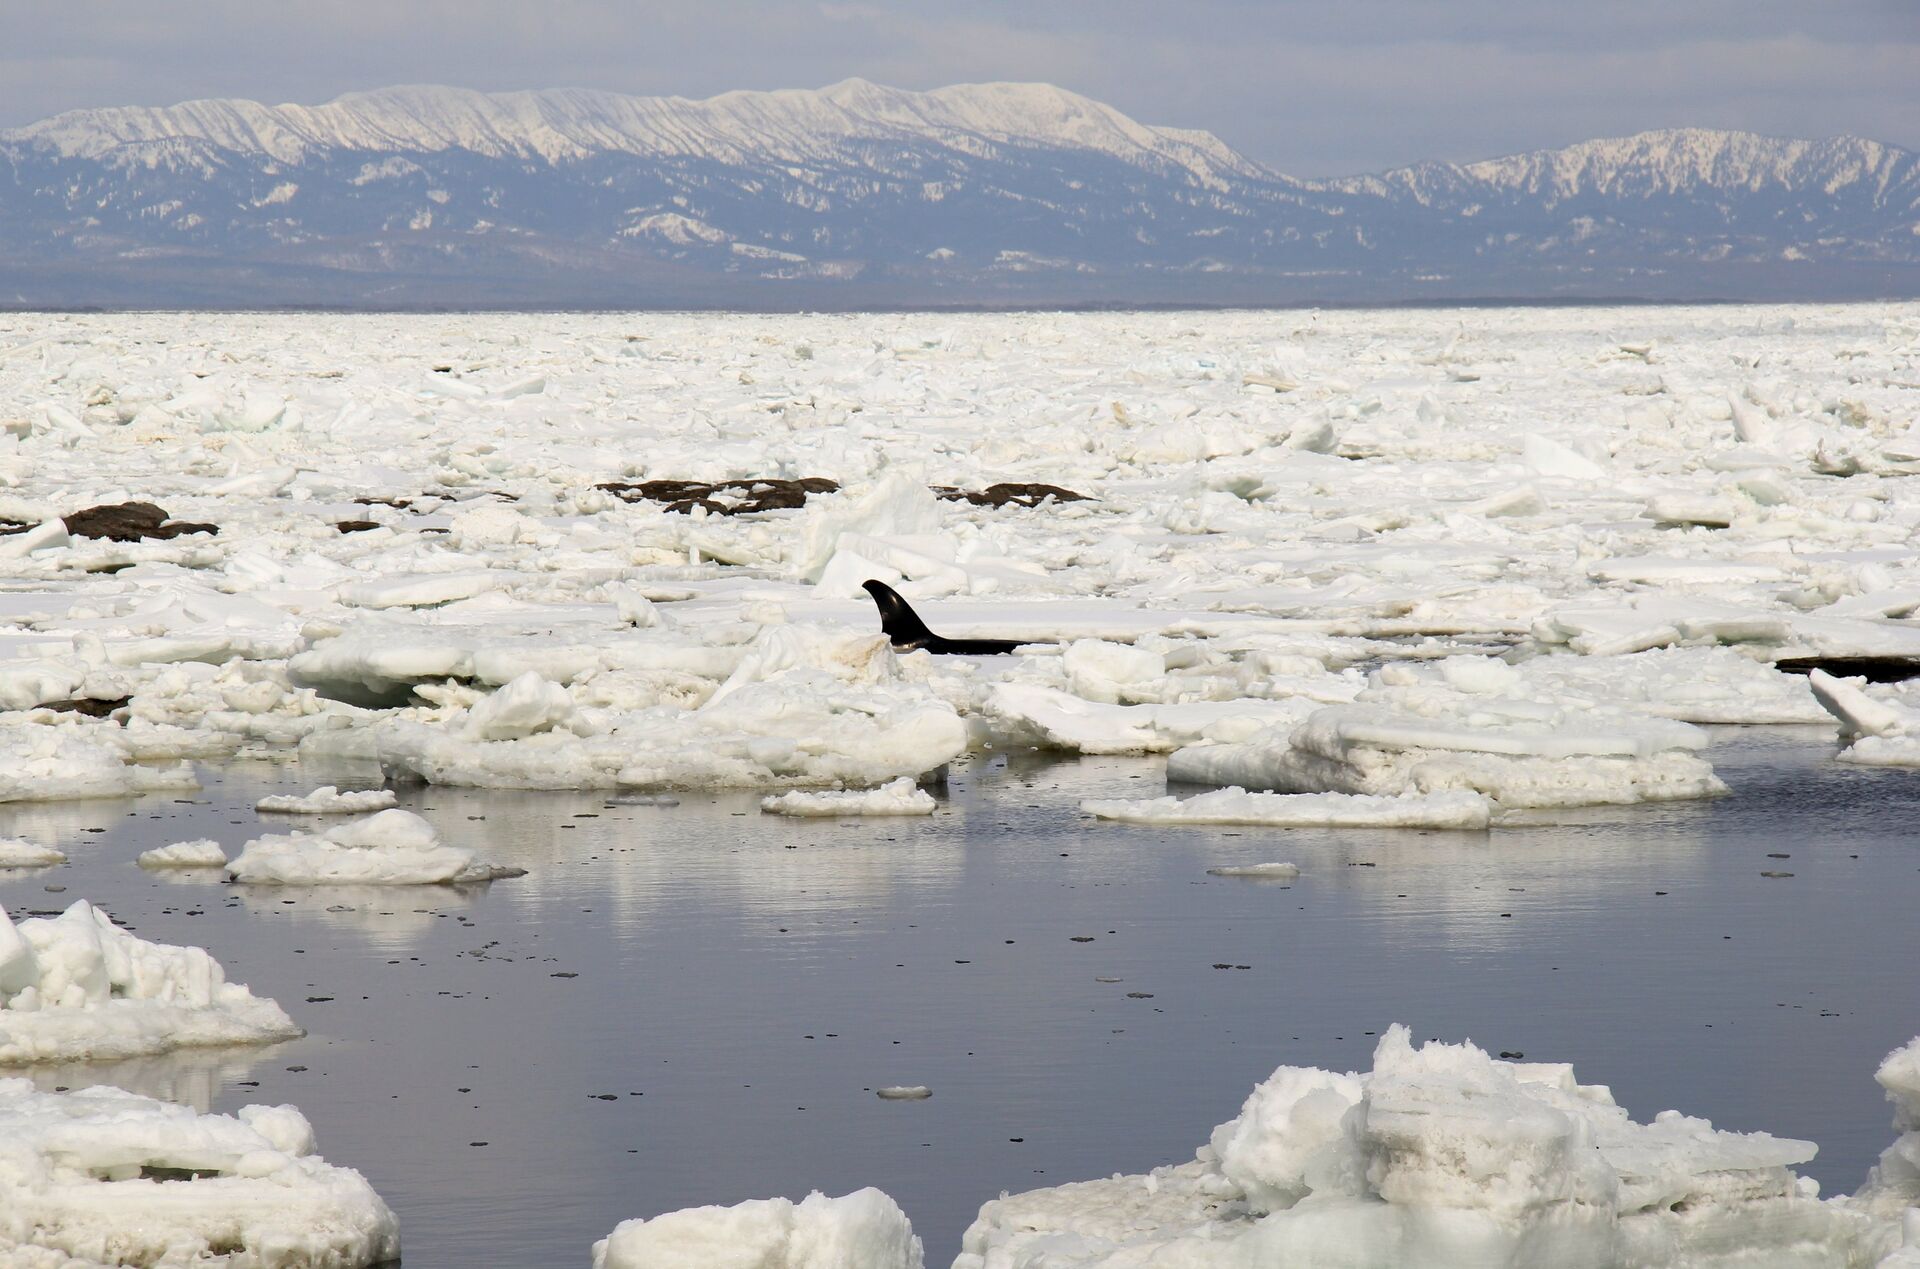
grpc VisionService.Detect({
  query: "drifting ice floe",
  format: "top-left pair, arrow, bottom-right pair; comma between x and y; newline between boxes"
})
255,785 -> 397,814
954,1025 -> 1915,1269
593,1188 -> 922,1269
1084,787 -> 1490,829
0,1081 -> 399,1268
0,901 -> 300,1065
136,839 -> 229,870
761,777 -> 936,817
0,839 -> 65,868
226,808 -> 523,886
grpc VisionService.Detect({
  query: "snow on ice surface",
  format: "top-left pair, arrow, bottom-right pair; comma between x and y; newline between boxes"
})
0,902 -> 300,1065
762,777 -> 937,817
1082,787 -> 1491,829
0,1080 -> 398,1268
952,1025 -> 1914,1269
225,808 -> 524,885
593,1187 -> 923,1269
2,305 -> 1920,804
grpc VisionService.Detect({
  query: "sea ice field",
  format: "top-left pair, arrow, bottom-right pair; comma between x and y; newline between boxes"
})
1,304 -> 1919,1265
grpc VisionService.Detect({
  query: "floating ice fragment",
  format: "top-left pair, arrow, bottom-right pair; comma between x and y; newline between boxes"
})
593,1188 -> 922,1269
135,839 -> 228,870
0,839 -> 64,868
256,786 -> 398,815
226,809 -> 522,886
761,778 -> 936,817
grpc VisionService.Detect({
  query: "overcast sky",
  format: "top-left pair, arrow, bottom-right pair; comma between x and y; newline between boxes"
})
1,1 -> 1914,175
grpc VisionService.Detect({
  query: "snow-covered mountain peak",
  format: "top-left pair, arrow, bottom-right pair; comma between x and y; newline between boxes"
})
1,80 -> 1264,182
1462,127 -> 1901,197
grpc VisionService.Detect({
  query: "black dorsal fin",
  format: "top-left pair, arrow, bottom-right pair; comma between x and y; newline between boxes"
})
863,580 -> 935,649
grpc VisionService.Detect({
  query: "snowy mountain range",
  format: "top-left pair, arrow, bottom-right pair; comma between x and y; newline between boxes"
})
3,80 -> 1916,307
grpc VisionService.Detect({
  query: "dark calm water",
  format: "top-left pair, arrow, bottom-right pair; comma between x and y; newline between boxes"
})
2,728 -> 1916,1266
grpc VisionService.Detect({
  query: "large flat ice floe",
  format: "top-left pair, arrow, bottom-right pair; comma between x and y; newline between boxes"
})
0,1080 -> 399,1268
593,1188 -> 922,1269
1082,787 -> 1492,829
0,901 -> 301,1065
227,808 -> 523,885
954,1025 -> 1917,1269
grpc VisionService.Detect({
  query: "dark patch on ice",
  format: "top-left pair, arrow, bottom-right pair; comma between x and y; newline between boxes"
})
594,476 -> 839,515
931,482 -> 1091,509
1774,655 -> 1920,683
37,696 -> 131,718
62,501 -> 218,542
336,519 -> 381,534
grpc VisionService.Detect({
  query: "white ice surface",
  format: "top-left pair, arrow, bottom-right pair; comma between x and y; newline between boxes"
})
593,1187 -> 923,1269
3,306 -> 1920,803
1082,787 -> 1492,829
761,777 -> 937,817
0,1080 -> 398,1268
954,1025 -> 1913,1269
226,808 -> 522,886
0,901 -> 301,1065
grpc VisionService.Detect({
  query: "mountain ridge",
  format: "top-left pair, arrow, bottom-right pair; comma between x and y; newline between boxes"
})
3,80 -> 1916,307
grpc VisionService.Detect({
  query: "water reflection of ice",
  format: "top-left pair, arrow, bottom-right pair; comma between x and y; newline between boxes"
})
16,1042 -> 291,1112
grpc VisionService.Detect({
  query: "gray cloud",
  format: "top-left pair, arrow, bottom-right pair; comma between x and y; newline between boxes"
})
0,1 -> 1913,174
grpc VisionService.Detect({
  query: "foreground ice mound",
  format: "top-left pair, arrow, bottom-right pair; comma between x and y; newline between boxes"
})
0,902 -> 300,1065
0,1080 -> 399,1268
256,786 -> 398,815
594,1187 -> 922,1269
226,809 -> 523,886
1082,788 -> 1491,829
956,1025 -> 1908,1269
1858,1038 -> 1920,1219
762,777 -> 937,817
0,723 -> 198,804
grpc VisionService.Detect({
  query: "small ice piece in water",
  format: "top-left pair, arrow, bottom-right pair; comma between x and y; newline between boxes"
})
227,809 -> 524,886
593,1188 -> 922,1269
0,1080 -> 399,1267
760,777 -> 936,818
0,901 -> 301,1064
0,839 -> 64,869
1083,788 -> 1490,829
1206,862 -> 1301,879
876,1086 -> 933,1100
136,839 -> 228,870
256,786 -> 399,815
